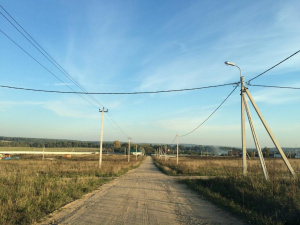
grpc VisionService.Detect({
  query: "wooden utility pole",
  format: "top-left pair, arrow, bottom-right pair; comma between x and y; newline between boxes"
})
99,107 -> 108,169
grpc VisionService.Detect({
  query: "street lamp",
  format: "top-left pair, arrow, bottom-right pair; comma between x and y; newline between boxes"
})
225,61 -> 247,176
224,61 -> 242,78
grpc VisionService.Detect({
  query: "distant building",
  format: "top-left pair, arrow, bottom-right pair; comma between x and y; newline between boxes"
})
130,149 -> 143,155
228,150 -> 239,157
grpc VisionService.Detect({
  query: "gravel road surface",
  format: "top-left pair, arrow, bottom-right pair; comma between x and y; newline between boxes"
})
40,156 -> 246,225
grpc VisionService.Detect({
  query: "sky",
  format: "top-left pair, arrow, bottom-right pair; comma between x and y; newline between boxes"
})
0,0 -> 299,148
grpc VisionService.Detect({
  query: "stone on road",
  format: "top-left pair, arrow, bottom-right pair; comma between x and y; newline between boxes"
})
41,156 -> 245,225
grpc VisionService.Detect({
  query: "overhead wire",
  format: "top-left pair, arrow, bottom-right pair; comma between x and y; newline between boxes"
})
0,82 -> 239,94
0,29 -> 99,109
0,5 -> 130,139
179,84 -> 239,138
247,49 -> 300,84
107,112 -> 129,139
170,135 -> 177,145
0,6 -> 104,108
247,84 -> 300,90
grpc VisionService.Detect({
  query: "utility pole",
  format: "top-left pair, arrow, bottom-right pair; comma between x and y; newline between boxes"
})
225,61 -> 296,180
241,76 -> 247,176
176,134 -> 179,165
225,61 -> 247,176
42,146 -> 45,161
136,144 -> 137,160
99,107 -> 108,169
128,138 -> 131,163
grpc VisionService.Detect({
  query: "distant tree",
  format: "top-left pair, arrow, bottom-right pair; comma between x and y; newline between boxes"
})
113,140 -> 121,149
263,147 -> 270,157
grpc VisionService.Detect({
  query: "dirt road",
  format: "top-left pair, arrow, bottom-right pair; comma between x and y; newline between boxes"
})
40,156 -> 245,225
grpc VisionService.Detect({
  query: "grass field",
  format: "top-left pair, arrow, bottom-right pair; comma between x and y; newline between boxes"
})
0,146 -> 99,152
153,156 -> 300,224
0,154 -> 145,225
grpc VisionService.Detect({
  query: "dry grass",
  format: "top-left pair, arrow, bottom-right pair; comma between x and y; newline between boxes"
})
154,156 -> 300,177
153,156 -> 300,224
0,146 -> 98,152
0,154 -> 145,225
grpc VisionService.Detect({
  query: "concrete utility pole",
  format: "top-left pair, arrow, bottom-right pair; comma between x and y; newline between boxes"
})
42,146 -> 45,161
226,61 -> 296,180
240,76 -> 247,176
164,145 -> 167,161
225,62 -> 247,176
99,107 -> 108,169
245,89 -> 296,177
243,94 -> 268,180
176,134 -> 179,165
136,144 -> 137,160
128,138 -> 131,163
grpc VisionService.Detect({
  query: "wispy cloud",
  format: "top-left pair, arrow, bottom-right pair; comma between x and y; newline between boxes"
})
43,97 -> 98,119
0,101 -> 43,111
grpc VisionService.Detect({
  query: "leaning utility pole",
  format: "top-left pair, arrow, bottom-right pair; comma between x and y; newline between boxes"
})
128,138 -> 131,162
99,107 -> 108,169
245,89 -> 296,177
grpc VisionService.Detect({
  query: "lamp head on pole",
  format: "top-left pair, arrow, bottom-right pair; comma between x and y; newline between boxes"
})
224,61 -> 242,78
224,61 -> 235,66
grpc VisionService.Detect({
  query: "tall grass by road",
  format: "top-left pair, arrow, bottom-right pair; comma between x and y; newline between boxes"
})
0,154 -> 144,225
153,156 -> 300,224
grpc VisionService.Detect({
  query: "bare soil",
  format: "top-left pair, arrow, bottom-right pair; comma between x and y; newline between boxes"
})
39,156 -> 246,225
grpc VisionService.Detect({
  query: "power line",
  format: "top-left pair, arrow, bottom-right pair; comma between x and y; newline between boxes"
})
0,82 -> 239,95
0,5 -> 104,108
247,49 -> 300,83
247,84 -> 300,90
0,5 -> 131,142
0,30 -> 99,108
107,112 -> 129,139
179,84 -> 239,137
170,135 -> 177,145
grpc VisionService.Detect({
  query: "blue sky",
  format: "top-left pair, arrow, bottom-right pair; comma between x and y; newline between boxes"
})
0,0 -> 299,148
